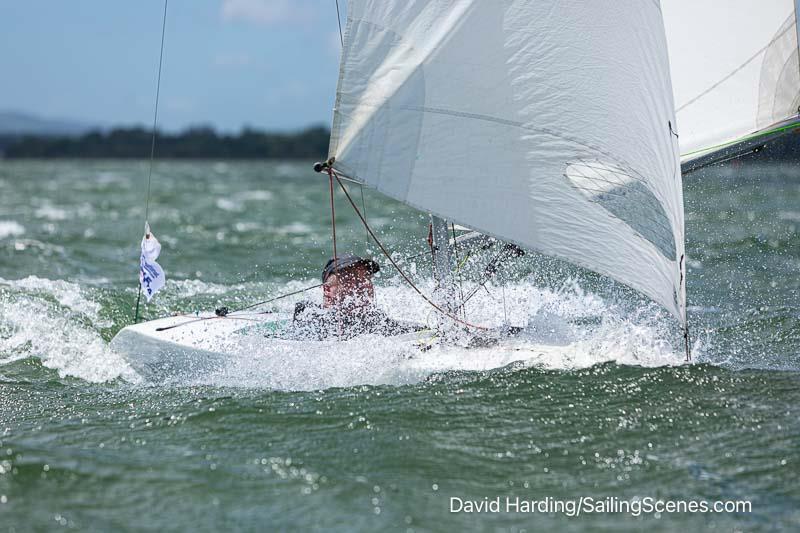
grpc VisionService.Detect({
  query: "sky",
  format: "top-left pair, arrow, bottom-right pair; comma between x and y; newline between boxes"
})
0,0 -> 345,132
1,0 -> 792,135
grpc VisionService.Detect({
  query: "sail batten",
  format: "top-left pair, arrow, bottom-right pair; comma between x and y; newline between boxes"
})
331,0 -> 686,322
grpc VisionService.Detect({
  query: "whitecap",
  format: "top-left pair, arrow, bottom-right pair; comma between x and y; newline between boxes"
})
1,276 -> 107,325
236,190 -> 273,201
274,222 -> 312,235
0,221 -> 24,239
234,221 -> 262,232
34,204 -> 69,221
216,198 -> 244,212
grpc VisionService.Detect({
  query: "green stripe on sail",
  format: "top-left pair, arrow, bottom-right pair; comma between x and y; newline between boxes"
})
681,116 -> 800,159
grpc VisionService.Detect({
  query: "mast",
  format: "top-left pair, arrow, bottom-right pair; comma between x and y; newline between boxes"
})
430,215 -> 456,315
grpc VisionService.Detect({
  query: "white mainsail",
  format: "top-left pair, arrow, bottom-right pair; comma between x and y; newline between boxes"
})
329,0 -> 686,323
664,0 -> 800,162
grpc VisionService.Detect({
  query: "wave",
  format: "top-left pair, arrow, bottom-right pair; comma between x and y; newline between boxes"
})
0,276 -> 137,383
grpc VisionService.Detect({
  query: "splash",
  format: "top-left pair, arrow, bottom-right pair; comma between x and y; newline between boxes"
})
0,272 -> 695,389
0,276 -> 137,383
162,278 -> 694,390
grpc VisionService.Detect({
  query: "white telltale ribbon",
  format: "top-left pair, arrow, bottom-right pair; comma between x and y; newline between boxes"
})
140,222 -> 165,302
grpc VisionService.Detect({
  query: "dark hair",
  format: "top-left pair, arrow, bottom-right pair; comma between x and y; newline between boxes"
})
322,255 -> 380,282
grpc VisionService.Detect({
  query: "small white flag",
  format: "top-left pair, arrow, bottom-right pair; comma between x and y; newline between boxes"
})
140,222 -> 165,302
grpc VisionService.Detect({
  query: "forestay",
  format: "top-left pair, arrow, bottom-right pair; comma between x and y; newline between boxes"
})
329,0 -> 686,323
663,0 -> 800,160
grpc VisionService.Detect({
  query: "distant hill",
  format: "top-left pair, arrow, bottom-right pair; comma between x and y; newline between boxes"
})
1,125 -> 331,159
0,109 -> 331,159
0,110 -> 97,136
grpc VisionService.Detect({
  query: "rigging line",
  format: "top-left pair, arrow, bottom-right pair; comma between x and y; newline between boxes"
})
451,222 -> 467,318
334,0 -> 344,47
676,21 -> 794,114
481,284 -> 498,301
327,169 -> 342,335
231,283 -> 323,314
568,164 -> 669,206
134,0 -> 169,324
683,144 -> 766,174
144,0 -> 169,224
359,183 -> 370,246
427,223 -> 438,281
454,248 -> 511,311
154,315 -> 260,333
328,169 -> 338,267
153,282 -> 323,332
330,168 -> 489,331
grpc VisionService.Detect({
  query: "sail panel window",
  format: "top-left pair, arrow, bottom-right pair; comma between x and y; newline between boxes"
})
564,160 -> 676,260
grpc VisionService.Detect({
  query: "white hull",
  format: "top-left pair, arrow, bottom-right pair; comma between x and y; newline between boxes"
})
110,313 -> 282,378
110,313 -> 429,380
110,312 -> 592,386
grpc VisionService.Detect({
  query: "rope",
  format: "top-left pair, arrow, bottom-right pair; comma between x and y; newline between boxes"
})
145,0 -> 169,223
327,168 -> 338,270
684,144 -> 765,175
676,22 -> 794,115
234,283 -> 323,314
334,0 -> 344,47
330,169 -> 489,331
154,283 -> 322,332
359,184 -> 370,247
134,0 -> 169,324
451,222 -> 467,318
158,236 -> 443,329
155,315 -> 260,332
454,247 -> 513,311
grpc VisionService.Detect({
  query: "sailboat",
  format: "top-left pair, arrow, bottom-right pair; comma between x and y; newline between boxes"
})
112,0 -> 690,378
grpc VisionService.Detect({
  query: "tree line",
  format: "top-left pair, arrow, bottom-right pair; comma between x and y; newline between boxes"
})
0,125 -> 331,159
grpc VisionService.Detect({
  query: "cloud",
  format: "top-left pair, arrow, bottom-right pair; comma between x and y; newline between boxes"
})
220,0 -> 316,26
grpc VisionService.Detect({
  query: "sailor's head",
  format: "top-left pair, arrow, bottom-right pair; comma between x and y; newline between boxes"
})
322,255 -> 380,309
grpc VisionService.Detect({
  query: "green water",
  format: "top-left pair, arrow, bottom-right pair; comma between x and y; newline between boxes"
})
1,160 -> 798,530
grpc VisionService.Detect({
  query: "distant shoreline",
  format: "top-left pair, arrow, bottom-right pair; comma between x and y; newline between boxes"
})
0,125 -> 330,159
3,123 -> 800,164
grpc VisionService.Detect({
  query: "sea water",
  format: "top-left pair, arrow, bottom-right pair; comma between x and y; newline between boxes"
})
0,160 -> 798,530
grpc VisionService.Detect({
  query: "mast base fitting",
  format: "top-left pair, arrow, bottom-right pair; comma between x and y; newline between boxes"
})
313,157 -> 336,173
